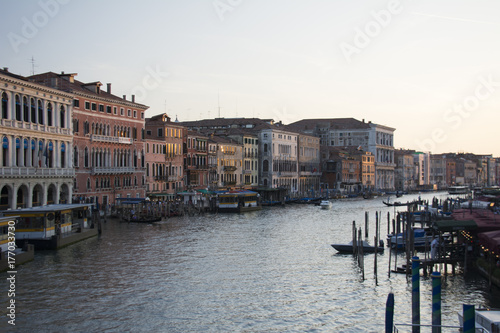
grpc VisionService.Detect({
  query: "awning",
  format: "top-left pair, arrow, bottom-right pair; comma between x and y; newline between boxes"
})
434,220 -> 477,232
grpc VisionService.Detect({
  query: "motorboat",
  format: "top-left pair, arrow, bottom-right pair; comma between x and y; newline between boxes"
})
331,240 -> 384,253
457,308 -> 500,332
388,228 -> 433,250
320,200 -> 332,210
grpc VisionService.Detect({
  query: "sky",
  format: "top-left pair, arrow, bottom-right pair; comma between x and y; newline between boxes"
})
1,0 -> 500,156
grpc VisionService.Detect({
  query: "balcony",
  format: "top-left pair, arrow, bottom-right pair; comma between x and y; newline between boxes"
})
1,167 -> 75,177
0,119 -> 72,135
90,134 -> 133,144
223,166 -> 237,172
91,167 -> 135,175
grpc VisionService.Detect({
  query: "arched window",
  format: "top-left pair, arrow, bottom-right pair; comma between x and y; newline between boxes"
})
15,95 -> 21,121
61,143 -> 66,168
146,163 -> 149,177
60,106 -> 65,128
2,136 -> 9,167
30,98 -> 36,123
87,178 -> 91,189
73,146 -> 78,167
1,92 -> 8,119
47,102 -> 53,126
23,96 -> 29,122
263,160 -> 269,172
38,100 -> 43,124
84,147 -> 89,167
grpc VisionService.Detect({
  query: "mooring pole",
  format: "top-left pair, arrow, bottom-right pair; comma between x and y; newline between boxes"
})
462,304 -> 475,333
431,271 -> 442,333
385,293 -> 394,333
412,256 -> 420,333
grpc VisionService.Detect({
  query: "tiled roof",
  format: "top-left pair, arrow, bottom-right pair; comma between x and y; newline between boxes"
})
28,71 -> 148,108
287,118 -> 372,131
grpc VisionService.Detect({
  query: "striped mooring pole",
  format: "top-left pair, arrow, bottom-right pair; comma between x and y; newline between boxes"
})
431,271 -> 442,333
385,292 -> 394,333
463,304 -> 475,333
412,256 -> 420,333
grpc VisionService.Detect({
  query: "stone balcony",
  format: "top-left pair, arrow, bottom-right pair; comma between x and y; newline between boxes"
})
0,167 -> 75,177
90,134 -> 133,144
0,119 -> 72,135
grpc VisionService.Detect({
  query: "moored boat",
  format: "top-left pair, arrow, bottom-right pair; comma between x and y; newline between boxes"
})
331,240 -> 384,253
217,190 -> 261,213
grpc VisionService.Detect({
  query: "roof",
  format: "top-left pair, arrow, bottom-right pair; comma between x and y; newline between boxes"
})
28,71 -> 148,108
1,203 -> 93,214
477,230 -> 500,255
433,219 -> 477,232
287,118 -> 372,131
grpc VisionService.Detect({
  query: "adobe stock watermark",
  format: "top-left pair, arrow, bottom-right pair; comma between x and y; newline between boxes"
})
7,0 -> 71,54
213,0 -> 243,22
130,65 -> 170,103
339,0 -> 403,64
415,74 -> 500,152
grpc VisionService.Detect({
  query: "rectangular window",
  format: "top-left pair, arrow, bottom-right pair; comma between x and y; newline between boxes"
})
85,101 -> 90,110
74,99 -> 80,107
107,106 -> 112,113
91,103 -> 97,111
133,110 -> 137,118
158,128 -> 163,137
141,112 -> 144,119
127,109 -> 131,117
146,130 -> 152,136
120,108 -> 124,116
113,107 -> 117,115
99,104 -> 104,112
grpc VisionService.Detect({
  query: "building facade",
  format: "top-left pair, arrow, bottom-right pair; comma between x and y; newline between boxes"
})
30,72 -> 148,210
0,68 -> 74,210
145,113 -> 185,200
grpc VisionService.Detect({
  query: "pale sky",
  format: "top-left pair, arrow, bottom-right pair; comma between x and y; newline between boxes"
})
2,0 -> 500,156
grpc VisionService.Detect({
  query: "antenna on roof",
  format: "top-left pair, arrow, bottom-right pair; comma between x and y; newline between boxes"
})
30,56 -> 38,75
218,90 -> 221,118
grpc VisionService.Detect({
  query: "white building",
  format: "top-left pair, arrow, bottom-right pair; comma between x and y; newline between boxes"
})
0,68 -> 74,209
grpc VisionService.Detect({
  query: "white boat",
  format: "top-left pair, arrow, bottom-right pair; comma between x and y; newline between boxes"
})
448,185 -> 470,194
319,200 -> 331,210
457,308 -> 500,332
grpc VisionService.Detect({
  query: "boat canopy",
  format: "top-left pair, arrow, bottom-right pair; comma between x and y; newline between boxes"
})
433,219 -> 477,232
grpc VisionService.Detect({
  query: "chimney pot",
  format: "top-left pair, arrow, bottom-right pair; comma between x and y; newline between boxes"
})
132,95 -> 135,103
3,67 -> 8,72
123,95 -> 126,100
107,83 -> 111,94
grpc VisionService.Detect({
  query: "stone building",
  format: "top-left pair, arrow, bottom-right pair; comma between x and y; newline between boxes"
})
29,71 -> 148,210
209,135 -> 243,189
145,113 -> 185,200
0,68 -> 74,209
288,118 -> 396,191
185,130 -> 208,189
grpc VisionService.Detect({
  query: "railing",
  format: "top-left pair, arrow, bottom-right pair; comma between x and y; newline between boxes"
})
0,167 -> 75,177
223,166 -> 237,171
90,134 -> 133,144
0,119 -> 72,135
196,165 -> 208,170
91,167 -> 135,175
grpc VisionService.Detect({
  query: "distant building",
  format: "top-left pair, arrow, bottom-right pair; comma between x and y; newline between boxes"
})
288,118 -> 396,191
394,149 -> 415,191
0,68 -> 74,209
185,130 -> 208,189
209,135 -> 243,189
297,133 -> 321,197
145,113 -> 185,200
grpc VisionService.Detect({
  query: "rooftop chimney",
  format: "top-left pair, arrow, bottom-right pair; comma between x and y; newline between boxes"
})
131,95 -> 135,103
3,67 -> 8,72
107,83 -> 111,94
123,95 -> 126,100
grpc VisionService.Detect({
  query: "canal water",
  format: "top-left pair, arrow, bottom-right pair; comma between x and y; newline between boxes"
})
1,192 -> 499,332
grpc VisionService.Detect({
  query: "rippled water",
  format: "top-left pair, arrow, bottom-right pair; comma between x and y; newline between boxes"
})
1,192 -> 499,332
